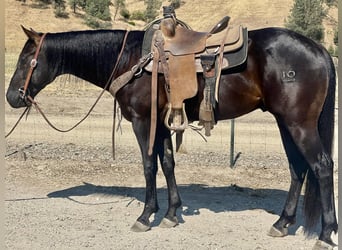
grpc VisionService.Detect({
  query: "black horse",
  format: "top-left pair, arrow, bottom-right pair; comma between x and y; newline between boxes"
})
6,25 -> 337,249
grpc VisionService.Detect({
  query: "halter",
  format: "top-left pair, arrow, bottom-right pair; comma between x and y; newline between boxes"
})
19,33 -> 47,103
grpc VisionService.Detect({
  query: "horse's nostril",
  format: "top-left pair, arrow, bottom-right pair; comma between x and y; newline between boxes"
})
6,88 -> 29,108
18,87 -> 25,99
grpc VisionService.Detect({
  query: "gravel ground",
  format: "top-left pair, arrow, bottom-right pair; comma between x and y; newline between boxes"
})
5,92 -> 338,249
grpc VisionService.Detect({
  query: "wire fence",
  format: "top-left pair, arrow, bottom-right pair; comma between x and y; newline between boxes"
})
5,52 -> 285,161
5,50 -> 338,167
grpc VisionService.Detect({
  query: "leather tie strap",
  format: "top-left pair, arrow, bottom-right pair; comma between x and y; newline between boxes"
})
156,39 -> 170,102
214,26 -> 230,101
148,41 -> 160,155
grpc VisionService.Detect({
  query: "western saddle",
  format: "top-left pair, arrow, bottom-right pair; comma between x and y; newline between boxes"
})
109,6 -> 248,155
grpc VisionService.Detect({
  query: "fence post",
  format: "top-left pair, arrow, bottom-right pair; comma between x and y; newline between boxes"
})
230,119 -> 235,168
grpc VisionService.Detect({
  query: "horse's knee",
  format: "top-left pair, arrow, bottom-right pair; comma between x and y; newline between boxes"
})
143,160 -> 158,177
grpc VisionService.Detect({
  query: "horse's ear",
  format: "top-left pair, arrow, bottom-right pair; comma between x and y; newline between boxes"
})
21,25 -> 41,45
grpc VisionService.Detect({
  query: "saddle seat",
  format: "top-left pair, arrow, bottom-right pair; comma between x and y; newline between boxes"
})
161,18 -> 210,55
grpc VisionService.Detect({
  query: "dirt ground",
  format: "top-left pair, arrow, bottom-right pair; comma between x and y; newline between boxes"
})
4,88 -> 338,249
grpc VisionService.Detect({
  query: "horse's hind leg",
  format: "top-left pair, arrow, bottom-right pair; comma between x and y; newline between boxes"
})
153,124 -> 181,228
269,119 -> 308,237
274,119 -> 337,246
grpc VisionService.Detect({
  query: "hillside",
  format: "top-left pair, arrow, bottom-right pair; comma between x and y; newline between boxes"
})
5,0 -> 337,52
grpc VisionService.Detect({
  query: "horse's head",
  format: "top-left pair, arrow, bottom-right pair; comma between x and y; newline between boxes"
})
6,26 -> 54,108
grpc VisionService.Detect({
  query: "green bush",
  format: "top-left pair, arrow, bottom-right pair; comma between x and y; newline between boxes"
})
131,10 -> 146,21
54,8 -> 69,18
85,16 -> 112,29
120,8 -> 130,19
127,21 -> 136,26
85,16 -> 101,29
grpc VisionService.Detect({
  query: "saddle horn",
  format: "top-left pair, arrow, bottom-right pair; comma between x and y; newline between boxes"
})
209,16 -> 230,34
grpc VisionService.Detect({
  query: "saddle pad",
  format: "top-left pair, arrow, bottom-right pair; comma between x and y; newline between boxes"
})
223,27 -> 248,69
168,54 -> 198,109
142,23 -> 159,56
215,27 -> 249,101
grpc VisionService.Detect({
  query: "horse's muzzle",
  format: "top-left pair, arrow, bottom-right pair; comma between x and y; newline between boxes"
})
6,88 -> 31,108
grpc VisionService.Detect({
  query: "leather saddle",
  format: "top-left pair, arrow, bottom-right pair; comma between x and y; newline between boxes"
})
143,13 -> 248,133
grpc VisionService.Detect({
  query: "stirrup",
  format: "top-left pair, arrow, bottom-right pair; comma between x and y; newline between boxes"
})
164,103 -> 188,131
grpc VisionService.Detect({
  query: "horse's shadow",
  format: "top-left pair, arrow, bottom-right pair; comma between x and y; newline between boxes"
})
47,182 -> 317,236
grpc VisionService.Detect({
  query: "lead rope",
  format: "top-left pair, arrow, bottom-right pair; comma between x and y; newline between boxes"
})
5,107 -> 30,138
112,99 -> 117,160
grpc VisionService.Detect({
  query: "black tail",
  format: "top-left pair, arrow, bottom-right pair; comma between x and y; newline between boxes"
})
303,50 -> 336,232
318,52 -> 336,156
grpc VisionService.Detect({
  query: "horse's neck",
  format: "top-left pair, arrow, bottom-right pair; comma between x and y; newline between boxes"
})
50,30 -> 136,89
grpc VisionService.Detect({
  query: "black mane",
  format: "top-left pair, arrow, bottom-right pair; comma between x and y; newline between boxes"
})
43,29 -> 145,87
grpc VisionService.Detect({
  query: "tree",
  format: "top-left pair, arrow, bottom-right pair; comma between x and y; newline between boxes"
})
333,29 -> 338,45
285,0 -> 326,43
113,0 -> 126,21
85,0 -> 111,21
144,0 -> 161,22
324,0 -> 337,7
169,0 -> 182,9
68,0 -> 87,13
54,0 -> 68,18
68,0 -> 78,13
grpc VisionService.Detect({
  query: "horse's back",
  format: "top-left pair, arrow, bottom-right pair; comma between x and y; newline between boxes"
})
248,27 -> 333,121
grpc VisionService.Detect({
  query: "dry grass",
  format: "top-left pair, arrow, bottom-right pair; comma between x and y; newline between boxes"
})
6,0 -> 337,53
4,0 -> 337,91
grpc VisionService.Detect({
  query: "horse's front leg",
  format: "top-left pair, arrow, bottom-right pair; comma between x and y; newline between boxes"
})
130,118 -> 159,232
156,125 -> 182,228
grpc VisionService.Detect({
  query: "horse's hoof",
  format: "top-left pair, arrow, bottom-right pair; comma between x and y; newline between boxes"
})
130,221 -> 151,232
267,225 -> 288,237
159,217 -> 178,228
312,240 -> 337,250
